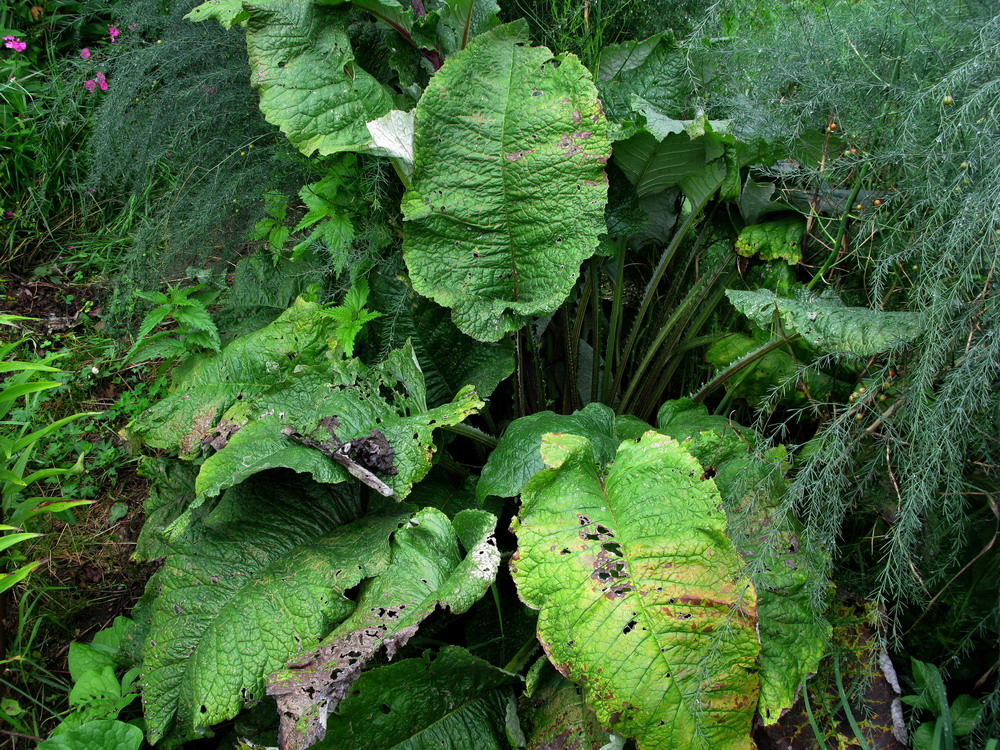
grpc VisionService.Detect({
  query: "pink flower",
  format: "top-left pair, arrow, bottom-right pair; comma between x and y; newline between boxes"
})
127,24 -> 137,30
80,47 -> 91,59
108,26 -> 120,43
84,79 -> 97,92
4,211 -> 14,219
3,36 -> 26,53
95,71 -> 107,90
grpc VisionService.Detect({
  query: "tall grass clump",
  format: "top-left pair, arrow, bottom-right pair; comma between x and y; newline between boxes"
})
700,0 -> 1000,734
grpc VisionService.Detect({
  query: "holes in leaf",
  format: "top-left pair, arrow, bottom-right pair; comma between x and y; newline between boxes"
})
559,548 -> 571,555
700,467 -> 718,480
602,542 -> 623,557
379,703 -> 392,714
622,619 -> 637,635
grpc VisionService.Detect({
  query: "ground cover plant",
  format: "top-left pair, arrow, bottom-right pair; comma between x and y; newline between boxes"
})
2,0 -> 999,748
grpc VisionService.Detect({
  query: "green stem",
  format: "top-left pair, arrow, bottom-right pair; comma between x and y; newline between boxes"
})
601,237 -> 627,403
834,655 -> 872,750
807,56 -> 901,290
802,680 -> 829,749
691,335 -> 794,403
441,423 -> 498,449
609,197 -> 708,405
590,256 -> 602,405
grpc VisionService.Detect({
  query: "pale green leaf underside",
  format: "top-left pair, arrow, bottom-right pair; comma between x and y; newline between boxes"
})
268,508 -> 501,747
403,22 -> 610,341
726,289 -> 923,356
243,0 -> 393,156
319,647 -> 520,749
141,497 -> 402,744
511,432 -> 760,749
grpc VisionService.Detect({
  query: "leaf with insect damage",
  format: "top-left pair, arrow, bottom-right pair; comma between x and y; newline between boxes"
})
511,431 -> 760,749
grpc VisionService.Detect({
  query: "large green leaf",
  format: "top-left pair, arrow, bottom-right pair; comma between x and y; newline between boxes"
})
127,298 -> 338,457
268,507 -> 501,748
139,475 -> 401,743
402,22 -> 610,341
192,360 -> 483,501
656,400 -> 831,724
597,33 -> 689,123
726,289 -> 923,356
511,432 -> 760,749
318,646 -> 521,749
127,301 -> 483,503
477,402 -> 651,502
371,274 -> 515,406
190,0 -> 394,155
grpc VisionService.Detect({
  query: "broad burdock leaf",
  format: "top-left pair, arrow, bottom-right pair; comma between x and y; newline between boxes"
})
511,431 -> 760,749
477,402 -> 651,502
402,21 -> 610,342
140,485 -> 405,744
318,646 -> 521,749
268,508 -> 500,749
656,400 -> 831,724
126,300 -> 484,505
37,720 -> 143,750
726,289 -> 923,356
190,0 -> 394,155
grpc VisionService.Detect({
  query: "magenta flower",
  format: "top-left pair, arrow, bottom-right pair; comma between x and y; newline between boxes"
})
4,211 -> 14,219
83,79 -> 97,92
3,36 -> 26,53
108,26 -> 120,43
95,71 -> 107,90
80,47 -> 91,59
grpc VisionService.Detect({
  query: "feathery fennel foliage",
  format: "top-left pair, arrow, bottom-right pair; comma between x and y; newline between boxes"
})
702,0 -> 1000,734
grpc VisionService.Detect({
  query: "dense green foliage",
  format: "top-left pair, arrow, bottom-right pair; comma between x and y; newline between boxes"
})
2,0 -> 998,748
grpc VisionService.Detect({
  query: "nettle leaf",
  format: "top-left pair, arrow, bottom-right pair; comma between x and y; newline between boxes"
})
318,646 -> 521,749
511,431 -> 760,749
268,507 -> 500,748
140,475 -> 403,743
656,400 -> 831,724
402,21 -> 610,341
477,402 -> 651,502
735,216 -> 805,265
597,32 -> 690,123
726,289 -> 923,356
371,274 -> 515,407
241,0 -> 393,155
